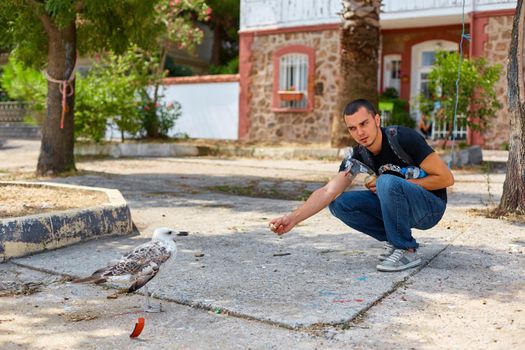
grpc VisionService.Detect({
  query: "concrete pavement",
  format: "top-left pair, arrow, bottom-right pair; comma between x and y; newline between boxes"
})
0,139 -> 523,349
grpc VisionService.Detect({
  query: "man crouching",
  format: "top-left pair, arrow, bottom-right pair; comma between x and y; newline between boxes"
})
269,99 -> 454,272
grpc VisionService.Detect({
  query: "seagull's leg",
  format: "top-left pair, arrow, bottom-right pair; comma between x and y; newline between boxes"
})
143,286 -> 162,313
143,285 -> 151,311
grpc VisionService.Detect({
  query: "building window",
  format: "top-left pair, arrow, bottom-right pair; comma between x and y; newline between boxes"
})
272,45 -> 315,112
279,54 -> 308,109
383,54 -> 402,94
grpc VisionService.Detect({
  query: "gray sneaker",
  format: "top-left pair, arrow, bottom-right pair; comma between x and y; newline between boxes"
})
377,249 -> 421,272
378,242 -> 395,261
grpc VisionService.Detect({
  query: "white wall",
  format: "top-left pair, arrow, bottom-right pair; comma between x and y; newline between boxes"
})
159,81 -> 239,140
240,0 -> 516,31
240,0 -> 340,31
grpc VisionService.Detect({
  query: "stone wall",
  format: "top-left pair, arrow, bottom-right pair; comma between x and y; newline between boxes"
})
483,15 -> 513,150
247,30 -> 340,143
245,21 -> 511,147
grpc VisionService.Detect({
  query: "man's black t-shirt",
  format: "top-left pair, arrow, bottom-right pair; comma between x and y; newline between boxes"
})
338,126 -> 447,202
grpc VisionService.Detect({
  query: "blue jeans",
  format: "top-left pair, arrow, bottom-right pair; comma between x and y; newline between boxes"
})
328,174 -> 446,249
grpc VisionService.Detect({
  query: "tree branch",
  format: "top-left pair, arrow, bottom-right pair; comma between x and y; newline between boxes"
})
25,0 -> 55,35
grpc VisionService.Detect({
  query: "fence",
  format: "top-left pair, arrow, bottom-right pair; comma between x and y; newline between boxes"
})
0,102 -> 29,123
431,115 -> 467,140
379,105 -> 467,140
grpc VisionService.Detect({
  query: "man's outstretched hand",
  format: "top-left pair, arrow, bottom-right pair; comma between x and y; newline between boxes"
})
269,215 -> 296,235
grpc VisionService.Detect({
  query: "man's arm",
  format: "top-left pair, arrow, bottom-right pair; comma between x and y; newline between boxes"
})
269,172 -> 353,235
409,152 -> 454,190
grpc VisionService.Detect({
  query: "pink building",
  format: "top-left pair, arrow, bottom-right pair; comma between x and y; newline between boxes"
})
239,0 -> 516,149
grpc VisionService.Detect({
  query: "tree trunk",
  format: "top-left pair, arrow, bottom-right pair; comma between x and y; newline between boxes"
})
150,46 -> 168,139
211,25 -> 224,66
332,0 -> 381,148
37,18 -> 76,175
496,0 -> 525,215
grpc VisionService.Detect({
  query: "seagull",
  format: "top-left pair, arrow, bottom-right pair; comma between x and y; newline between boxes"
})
74,227 -> 178,312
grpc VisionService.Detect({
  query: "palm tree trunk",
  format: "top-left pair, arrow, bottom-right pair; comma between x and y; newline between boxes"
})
496,0 -> 525,215
36,14 -> 76,175
332,0 -> 381,148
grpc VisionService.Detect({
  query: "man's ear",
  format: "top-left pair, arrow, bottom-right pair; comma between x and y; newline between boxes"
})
374,113 -> 381,127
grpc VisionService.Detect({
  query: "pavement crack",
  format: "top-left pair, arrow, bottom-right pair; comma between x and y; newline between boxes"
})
9,260 -> 76,280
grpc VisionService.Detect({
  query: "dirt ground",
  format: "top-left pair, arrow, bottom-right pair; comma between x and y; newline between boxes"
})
0,185 -> 108,218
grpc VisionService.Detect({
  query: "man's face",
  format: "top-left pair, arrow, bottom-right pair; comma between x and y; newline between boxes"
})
343,107 -> 381,148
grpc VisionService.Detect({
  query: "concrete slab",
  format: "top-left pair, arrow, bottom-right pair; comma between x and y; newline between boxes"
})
14,190 -> 467,329
330,215 -> 525,349
0,139 -> 40,172
0,262 -> 337,350
1,151 -> 522,348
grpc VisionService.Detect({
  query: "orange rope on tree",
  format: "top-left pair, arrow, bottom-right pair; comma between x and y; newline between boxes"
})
44,64 -> 76,130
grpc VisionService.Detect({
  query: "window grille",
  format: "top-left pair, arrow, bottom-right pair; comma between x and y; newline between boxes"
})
279,53 -> 308,109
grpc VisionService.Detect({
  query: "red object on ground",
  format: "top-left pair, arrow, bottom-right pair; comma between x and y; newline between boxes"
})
130,317 -> 145,338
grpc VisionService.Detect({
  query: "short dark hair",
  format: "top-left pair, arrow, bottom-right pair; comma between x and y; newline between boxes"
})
343,99 -> 378,117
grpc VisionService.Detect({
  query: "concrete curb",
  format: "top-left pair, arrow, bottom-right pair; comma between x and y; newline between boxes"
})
75,142 -> 201,158
0,181 -> 133,261
75,142 -> 345,160
75,142 -> 492,166
441,145 -> 483,167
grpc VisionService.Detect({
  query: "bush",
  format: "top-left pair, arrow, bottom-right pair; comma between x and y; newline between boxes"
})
417,51 -> 501,145
379,88 -> 415,128
0,69 -> 12,102
208,57 -> 239,75
0,56 -> 46,122
138,93 -> 182,138
75,49 -> 153,142
164,56 -> 194,77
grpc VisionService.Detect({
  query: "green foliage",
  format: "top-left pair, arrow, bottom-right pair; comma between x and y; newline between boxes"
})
0,69 -> 13,102
75,49 -> 154,142
205,0 -> 240,67
0,1 -> 207,144
458,141 -> 469,150
164,56 -> 194,77
0,1 -> 210,67
75,48 -> 183,142
0,56 -> 47,121
379,88 -> 415,128
0,2 -> 48,68
209,57 -> 239,75
148,0 -> 209,134
138,93 -> 182,138
156,0 -> 211,52
205,0 -> 240,40
44,0 -> 76,27
0,84 -> 9,102
417,51 -> 502,135
0,1 -> 160,68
